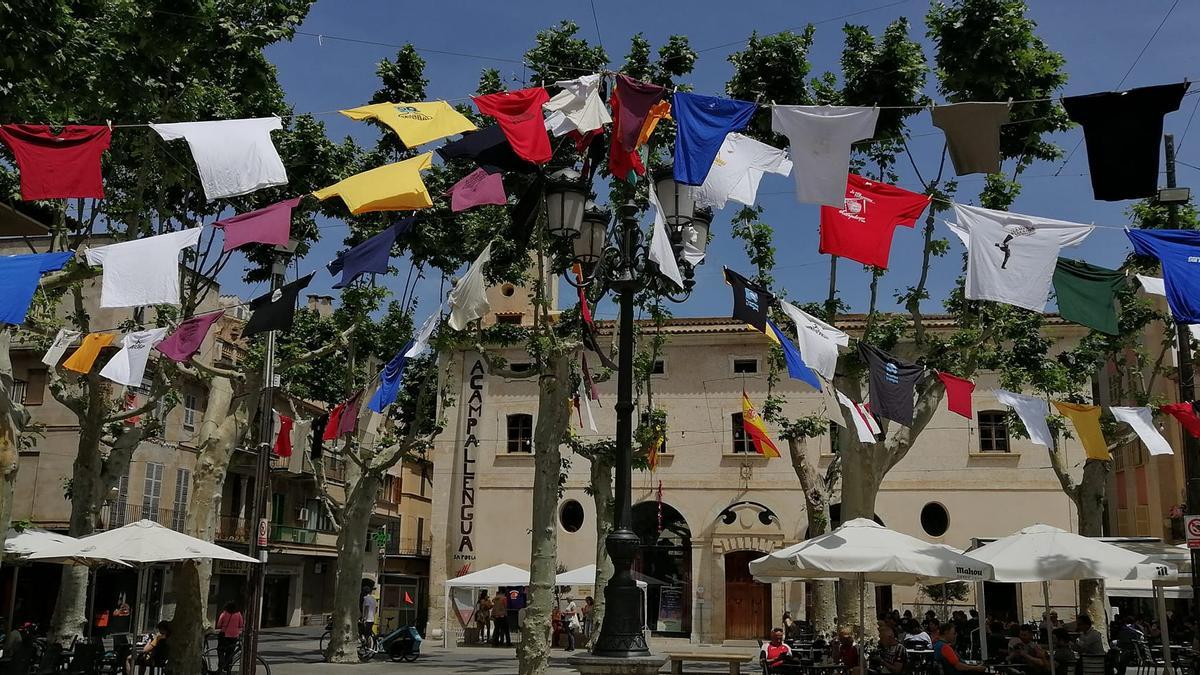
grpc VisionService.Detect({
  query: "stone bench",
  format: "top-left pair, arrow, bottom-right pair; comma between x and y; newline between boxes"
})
664,650 -> 757,675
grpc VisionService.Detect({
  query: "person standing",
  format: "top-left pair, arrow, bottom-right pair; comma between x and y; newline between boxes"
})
581,596 -> 595,641
491,590 -> 510,646
360,586 -> 378,645
215,601 -> 244,674
474,590 -> 492,644
1075,614 -> 1104,656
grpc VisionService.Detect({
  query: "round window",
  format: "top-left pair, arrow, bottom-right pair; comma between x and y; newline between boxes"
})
501,283 -> 516,297
920,502 -> 949,537
559,500 -> 585,533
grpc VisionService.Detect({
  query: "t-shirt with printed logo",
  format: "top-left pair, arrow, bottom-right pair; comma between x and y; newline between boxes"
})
473,88 -> 552,164
1126,228 -> 1200,324
340,101 -> 477,148
819,174 -> 930,269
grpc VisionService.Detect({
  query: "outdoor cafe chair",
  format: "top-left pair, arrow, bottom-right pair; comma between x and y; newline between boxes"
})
33,642 -> 60,675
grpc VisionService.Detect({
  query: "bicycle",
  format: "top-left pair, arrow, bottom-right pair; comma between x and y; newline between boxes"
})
201,633 -> 271,675
317,621 -> 382,662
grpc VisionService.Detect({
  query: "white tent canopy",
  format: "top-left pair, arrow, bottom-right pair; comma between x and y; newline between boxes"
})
750,518 -> 993,585
555,564 -> 648,589
25,519 -> 258,565
4,528 -> 76,558
444,563 -> 530,588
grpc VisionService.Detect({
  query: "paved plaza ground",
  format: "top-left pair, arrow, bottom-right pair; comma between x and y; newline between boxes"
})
259,626 -> 744,674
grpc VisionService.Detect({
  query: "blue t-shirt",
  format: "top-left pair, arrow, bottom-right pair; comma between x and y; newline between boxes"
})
0,251 -> 73,325
367,340 -> 413,413
1126,229 -> 1200,323
328,218 -> 413,289
672,92 -> 757,186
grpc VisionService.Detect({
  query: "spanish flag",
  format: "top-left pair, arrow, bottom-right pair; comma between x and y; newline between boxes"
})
741,389 -> 781,458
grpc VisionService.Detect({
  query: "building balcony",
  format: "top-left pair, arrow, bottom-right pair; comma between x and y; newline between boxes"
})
383,537 -> 433,558
99,503 -> 186,533
216,514 -> 251,544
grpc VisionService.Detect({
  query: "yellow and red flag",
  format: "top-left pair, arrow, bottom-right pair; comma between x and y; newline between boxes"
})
741,389 -> 781,458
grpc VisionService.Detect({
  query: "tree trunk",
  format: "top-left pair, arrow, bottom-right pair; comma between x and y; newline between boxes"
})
588,453 -> 614,647
51,382 -> 107,643
787,437 -> 836,635
1076,459 -> 1110,647
326,473 -> 381,663
174,376 -> 252,674
0,329 -> 30,557
518,353 -> 571,675
836,440 -> 884,637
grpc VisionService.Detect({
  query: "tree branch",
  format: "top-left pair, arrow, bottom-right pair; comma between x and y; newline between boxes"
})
280,325 -> 356,370
1047,441 -> 1081,502
474,342 -> 540,379
186,357 -> 244,380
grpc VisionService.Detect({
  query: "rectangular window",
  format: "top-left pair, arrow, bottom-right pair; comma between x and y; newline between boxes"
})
141,462 -> 164,523
733,358 -> 759,374
21,369 -> 46,405
828,421 -> 841,454
1135,465 -> 1149,506
305,498 -> 332,532
183,392 -> 198,431
977,411 -> 1010,452
111,474 -> 130,528
416,517 -> 425,546
731,413 -> 753,454
271,493 -> 285,525
651,360 -> 665,375
1116,470 -> 1128,510
506,413 -> 533,453
170,468 -> 190,531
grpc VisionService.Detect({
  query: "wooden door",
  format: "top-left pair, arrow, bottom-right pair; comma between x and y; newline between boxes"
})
725,551 -> 771,640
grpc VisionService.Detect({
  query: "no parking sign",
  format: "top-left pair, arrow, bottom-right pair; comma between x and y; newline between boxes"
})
1186,515 -> 1200,548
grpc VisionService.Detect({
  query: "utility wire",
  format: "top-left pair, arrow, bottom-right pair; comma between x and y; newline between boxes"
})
694,0 -> 913,53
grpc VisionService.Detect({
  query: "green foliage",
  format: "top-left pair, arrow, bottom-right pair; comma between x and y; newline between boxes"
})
726,28 -> 816,144
921,581 -> 969,602
526,21 -> 609,87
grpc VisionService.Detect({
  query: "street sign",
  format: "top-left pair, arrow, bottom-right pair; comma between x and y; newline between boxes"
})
258,517 -> 269,546
1186,515 -> 1200,548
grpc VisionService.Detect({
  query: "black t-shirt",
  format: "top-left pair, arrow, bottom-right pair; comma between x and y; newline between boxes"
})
243,272 -> 315,338
859,343 -> 923,426
436,125 -> 535,175
723,267 -> 774,333
1062,82 -> 1188,201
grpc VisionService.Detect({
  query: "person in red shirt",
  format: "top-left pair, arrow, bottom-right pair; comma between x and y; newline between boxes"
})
760,627 -> 801,673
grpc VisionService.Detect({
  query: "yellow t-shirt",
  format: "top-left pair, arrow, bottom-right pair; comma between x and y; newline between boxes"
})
62,332 -> 116,373
312,152 -> 434,215
340,101 -> 476,148
1052,401 -> 1110,461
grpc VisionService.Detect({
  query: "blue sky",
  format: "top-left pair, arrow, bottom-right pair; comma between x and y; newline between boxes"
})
252,0 -> 1200,322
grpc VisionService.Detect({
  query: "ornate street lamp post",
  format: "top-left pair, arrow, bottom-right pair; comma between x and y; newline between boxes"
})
546,167 -> 712,664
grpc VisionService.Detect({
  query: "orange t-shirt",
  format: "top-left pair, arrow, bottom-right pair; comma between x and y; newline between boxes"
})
62,332 -> 115,373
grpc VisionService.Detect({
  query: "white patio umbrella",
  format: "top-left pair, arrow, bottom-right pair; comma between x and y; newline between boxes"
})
967,524 -> 1176,675
751,519 -> 993,642
26,519 -> 258,565
4,527 -> 76,558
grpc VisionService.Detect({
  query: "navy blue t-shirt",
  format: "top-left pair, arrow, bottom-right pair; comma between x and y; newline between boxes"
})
1127,228 -> 1200,323
672,92 -> 757,186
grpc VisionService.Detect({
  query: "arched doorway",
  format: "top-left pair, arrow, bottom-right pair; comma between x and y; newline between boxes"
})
632,501 -> 691,636
724,550 -> 771,640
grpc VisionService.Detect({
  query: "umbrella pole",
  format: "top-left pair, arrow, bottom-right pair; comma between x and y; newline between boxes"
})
978,581 -> 988,662
1154,581 -> 1174,675
859,572 -> 866,657
1042,581 -> 1054,675
87,567 -> 97,639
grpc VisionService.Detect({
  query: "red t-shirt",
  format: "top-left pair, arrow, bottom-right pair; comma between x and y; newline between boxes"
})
819,173 -> 931,269
761,642 -> 792,665
0,124 -> 111,200
473,88 -> 552,165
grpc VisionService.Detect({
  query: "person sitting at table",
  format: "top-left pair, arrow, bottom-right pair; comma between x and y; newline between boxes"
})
1008,625 -> 1051,674
902,619 -> 933,648
834,627 -> 862,675
1051,627 -> 1077,673
872,626 -> 908,675
1074,614 -> 1104,656
986,621 -> 1011,661
933,623 -> 986,674
127,620 -> 170,675
761,627 -> 802,673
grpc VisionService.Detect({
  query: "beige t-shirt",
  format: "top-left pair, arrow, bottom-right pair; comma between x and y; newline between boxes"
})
931,102 -> 1011,176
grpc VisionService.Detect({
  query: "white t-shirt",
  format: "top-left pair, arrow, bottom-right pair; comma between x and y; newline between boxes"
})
771,105 -> 879,206
1109,407 -> 1173,456
695,133 -> 792,209
994,389 -> 1053,448
151,118 -> 288,201
447,243 -> 493,331
42,328 -> 81,367
99,328 -> 169,386
647,181 -> 685,290
778,300 -> 849,381
85,228 -> 203,308
948,203 -> 1094,312
404,308 -> 442,359
544,74 -> 611,136
361,594 -> 377,623
837,389 -> 882,443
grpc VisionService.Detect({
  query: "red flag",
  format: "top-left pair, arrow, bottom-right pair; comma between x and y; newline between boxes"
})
273,414 -> 294,458
404,591 -> 414,605
936,371 -> 975,419
322,402 -> 346,441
